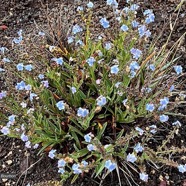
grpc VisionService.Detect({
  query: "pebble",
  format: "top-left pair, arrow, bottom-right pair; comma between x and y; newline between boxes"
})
6,160 -> 13,165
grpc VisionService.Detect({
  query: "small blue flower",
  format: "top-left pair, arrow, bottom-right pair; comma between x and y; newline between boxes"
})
159,97 -> 169,109
111,65 -> 119,74
134,143 -> 144,153
106,0 -> 118,7
159,114 -> 169,122
86,57 -> 96,66
174,65 -> 182,75
87,144 -> 95,151
105,160 -> 116,172
48,149 -> 56,159
25,84 -> 32,91
58,168 -> 65,174
58,159 -> 66,167
87,1 -> 94,8
84,133 -> 92,143
127,153 -> 137,163
21,133 -> 28,142
105,42 -> 112,50
17,63 -> 24,71
77,6 -> 83,11
24,64 -> 33,71
135,127 -> 144,135
38,31 -> 45,36
130,4 -> 139,11
0,91 -> 6,99
169,85 -> 174,92
30,93 -> 37,102
72,24 -> 83,35
130,48 -> 142,59
71,86 -> 77,94
0,68 -> 5,72
132,20 -> 139,28
13,36 -> 23,44
149,125 -> 157,134
115,82 -> 121,88
100,18 -> 110,29
51,57 -> 63,65
138,25 -> 147,38
81,160 -> 88,167
0,47 -> 8,54
77,107 -> 89,118
120,24 -> 129,32
38,74 -> 44,79
56,101 -> 65,110
145,13 -> 155,24
146,103 -> 155,112
15,81 -> 26,90
76,40 -> 84,46
96,96 -> 107,107
130,61 -> 140,71
2,58 -> 11,63
25,141 -> 31,148
143,9 -> 153,16
1,126 -> 10,135
148,64 -> 155,71
178,164 -> 186,173
67,36 -> 74,44
8,115 -> 16,122
139,172 -> 148,182
41,80 -> 49,88
172,120 -> 181,127
72,163 -> 82,174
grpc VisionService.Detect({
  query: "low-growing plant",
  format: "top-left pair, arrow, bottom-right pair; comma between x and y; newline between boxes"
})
0,0 -> 186,185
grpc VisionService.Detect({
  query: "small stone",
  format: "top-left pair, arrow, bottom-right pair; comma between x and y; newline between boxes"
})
6,160 -> 13,165
2,179 -> 8,182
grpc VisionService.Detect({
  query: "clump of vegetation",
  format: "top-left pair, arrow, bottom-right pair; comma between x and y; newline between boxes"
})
0,1 -> 185,185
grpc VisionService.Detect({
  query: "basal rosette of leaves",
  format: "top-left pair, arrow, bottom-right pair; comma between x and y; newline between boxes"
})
0,0 -> 185,185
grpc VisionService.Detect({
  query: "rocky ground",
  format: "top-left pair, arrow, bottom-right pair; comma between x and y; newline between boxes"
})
0,0 -> 186,185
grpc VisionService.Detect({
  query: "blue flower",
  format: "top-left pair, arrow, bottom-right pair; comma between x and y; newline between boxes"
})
24,64 -> 33,71
105,42 -> 112,50
77,107 -> 89,117
169,85 -> 174,92
58,159 -> 66,167
134,143 -> 144,153
38,74 -> 44,79
135,127 -> 144,135
87,2 -> 94,8
21,133 -> 28,142
148,64 -> 155,71
77,6 -> 83,11
84,133 -> 92,143
8,115 -> 16,122
127,153 -> 137,163
71,86 -> 77,94
48,149 -> 56,159
143,9 -> 153,16
15,81 -> 26,90
13,36 -> 23,44
174,65 -> 182,75
105,160 -> 116,172
25,84 -> 32,91
172,120 -> 181,127
81,160 -> 88,167
146,103 -> 155,112
106,0 -> 118,7
149,125 -> 157,134
0,68 -> 5,72
111,65 -> 119,74
51,57 -> 63,65
130,48 -> 142,59
145,13 -> 155,24
87,144 -> 95,151
0,47 -> 8,54
17,63 -> 24,71
130,61 -> 140,71
178,164 -> 186,173
138,25 -> 147,37
159,114 -> 169,122
96,96 -> 107,107
67,36 -> 74,44
30,93 -> 37,102
72,163 -> 82,174
56,101 -> 65,110
2,58 -> 11,63
58,168 -> 65,174
159,97 -> 169,110
1,126 -> 10,135
0,91 -> 6,99
41,80 -> 49,88
120,24 -> 129,32
86,57 -> 96,66
72,24 -> 83,35
100,18 -> 110,29
38,31 -> 45,36
130,4 -> 139,11
139,172 -> 148,182
132,20 -> 139,28
25,141 -> 31,148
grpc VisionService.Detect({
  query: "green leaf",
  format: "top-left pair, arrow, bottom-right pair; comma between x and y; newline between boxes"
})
97,122 -> 107,140
95,160 -> 105,177
71,174 -> 79,184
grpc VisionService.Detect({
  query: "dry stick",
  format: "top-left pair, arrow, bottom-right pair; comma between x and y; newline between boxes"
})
16,155 -> 43,186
